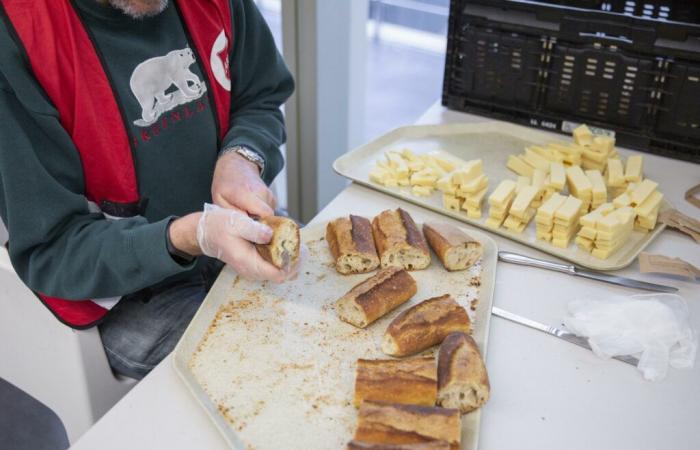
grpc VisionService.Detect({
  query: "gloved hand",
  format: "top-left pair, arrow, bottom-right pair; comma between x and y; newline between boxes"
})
196,203 -> 291,283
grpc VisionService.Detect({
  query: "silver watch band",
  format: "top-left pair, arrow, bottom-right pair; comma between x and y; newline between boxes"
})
220,145 -> 265,173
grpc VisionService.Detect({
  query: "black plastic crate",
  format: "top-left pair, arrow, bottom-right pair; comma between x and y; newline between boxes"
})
528,1 -> 700,24
442,0 -> 700,163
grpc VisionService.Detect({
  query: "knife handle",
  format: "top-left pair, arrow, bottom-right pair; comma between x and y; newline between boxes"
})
498,251 -> 575,275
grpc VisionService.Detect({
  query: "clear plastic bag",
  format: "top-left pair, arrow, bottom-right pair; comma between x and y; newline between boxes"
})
563,293 -> 697,381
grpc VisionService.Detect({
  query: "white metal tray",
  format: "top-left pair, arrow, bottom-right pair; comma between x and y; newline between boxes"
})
173,219 -> 497,450
333,122 -> 669,271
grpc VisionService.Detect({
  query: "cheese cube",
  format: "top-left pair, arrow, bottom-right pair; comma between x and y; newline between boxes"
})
607,158 -> 625,187
507,155 -> 535,177
573,124 -> 594,146
630,179 -> 658,206
466,208 -> 482,219
489,180 -> 517,207
524,148 -> 552,171
548,162 -> 566,190
412,185 -> 433,196
592,135 -> 615,153
624,155 -> 643,182
463,187 -> 488,208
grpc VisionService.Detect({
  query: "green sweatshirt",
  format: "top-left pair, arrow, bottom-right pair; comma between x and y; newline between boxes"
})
0,0 -> 294,299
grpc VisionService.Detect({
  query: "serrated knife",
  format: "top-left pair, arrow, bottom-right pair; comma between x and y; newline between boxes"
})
498,251 -> 678,293
491,306 -> 640,366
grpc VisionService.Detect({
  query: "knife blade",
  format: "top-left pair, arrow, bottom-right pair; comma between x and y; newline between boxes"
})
491,306 -> 640,366
498,251 -> 678,293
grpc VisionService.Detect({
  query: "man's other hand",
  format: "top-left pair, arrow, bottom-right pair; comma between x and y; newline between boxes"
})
212,151 -> 276,218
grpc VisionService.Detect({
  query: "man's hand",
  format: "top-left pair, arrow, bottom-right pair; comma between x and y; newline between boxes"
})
195,203 -> 289,282
212,151 -> 276,218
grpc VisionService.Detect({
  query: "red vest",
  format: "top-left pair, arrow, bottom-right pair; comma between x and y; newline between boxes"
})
0,0 -> 232,328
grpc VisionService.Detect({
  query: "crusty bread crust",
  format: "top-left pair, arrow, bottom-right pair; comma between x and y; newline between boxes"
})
354,401 -> 461,450
255,216 -> 300,269
372,209 -> 431,271
327,215 -> 380,274
354,357 -> 437,407
381,295 -> 470,357
437,332 -> 490,414
423,222 -> 482,271
347,440 -> 450,450
336,267 -> 417,328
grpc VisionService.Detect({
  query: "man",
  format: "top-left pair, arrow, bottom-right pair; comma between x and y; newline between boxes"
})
0,0 -> 295,379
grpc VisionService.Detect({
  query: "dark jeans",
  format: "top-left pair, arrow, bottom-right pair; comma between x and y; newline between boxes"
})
98,258 -> 224,380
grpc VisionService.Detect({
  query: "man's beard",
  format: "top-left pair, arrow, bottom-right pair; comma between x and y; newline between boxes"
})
107,0 -> 169,19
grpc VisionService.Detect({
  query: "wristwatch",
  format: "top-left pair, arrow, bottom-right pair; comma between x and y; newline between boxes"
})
165,218 -> 195,265
221,145 -> 265,174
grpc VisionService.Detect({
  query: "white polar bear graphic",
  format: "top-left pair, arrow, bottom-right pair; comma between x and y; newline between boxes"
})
130,47 -> 207,127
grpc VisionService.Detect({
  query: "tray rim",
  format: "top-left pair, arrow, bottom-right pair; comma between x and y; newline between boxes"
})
333,122 -> 669,271
172,219 -> 499,450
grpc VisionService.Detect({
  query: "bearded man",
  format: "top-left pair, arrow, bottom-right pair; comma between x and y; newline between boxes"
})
0,0 -> 295,379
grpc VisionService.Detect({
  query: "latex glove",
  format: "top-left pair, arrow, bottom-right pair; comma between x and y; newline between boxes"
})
211,151 -> 276,218
196,203 -> 289,282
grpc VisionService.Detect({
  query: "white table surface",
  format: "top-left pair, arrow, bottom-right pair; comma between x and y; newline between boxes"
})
72,102 -> 700,450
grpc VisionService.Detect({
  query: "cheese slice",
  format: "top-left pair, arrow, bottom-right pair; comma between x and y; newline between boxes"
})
624,155 -> 643,182
630,179 -> 658,205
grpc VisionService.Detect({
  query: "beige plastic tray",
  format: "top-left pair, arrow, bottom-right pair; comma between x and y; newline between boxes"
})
173,219 -> 498,450
333,122 -> 669,271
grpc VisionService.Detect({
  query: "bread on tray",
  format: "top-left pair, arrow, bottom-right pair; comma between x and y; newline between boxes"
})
336,267 -> 417,328
437,332 -> 490,414
354,357 -> 437,407
347,440 -> 450,450
381,295 -> 471,357
372,208 -> 431,271
255,216 -> 300,270
354,401 -> 461,450
326,215 -> 380,274
423,222 -> 482,271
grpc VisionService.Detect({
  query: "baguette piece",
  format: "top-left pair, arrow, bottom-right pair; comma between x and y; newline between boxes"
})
354,357 -> 437,407
347,441 -> 450,450
337,267 -> 417,328
255,216 -> 300,270
372,208 -> 431,271
423,222 -> 483,271
354,401 -> 461,450
327,215 -> 380,274
437,332 -> 490,414
382,295 -> 470,357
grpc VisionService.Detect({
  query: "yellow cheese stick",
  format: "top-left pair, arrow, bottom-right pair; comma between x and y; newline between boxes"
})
554,196 -> 584,223
510,186 -> 539,219
607,158 -> 625,187
452,160 -> 483,184
630,179 -> 658,205
635,191 -> 663,217
463,186 -> 488,208
566,166 -> 593,199
583,148 -> 608,163
624,155 -> 643,182
548,162 -> 566,190
465,208 -> 482,219
436,173 -> 456,193
442,194 -> 462,211
411,185 -> 433,196
532,169 -> 547,190
489,179 -> 517,207
524,148 -> 552,171
585,170 -> 607,201
572,124 -> 594,146
578,226 -> 597,240
459,174 -> 488,195
536,193 -> 567,222
507,155 -> 535,177
410,171 -> 437,187
516,176 -> 531,193
592,135 -> 615,153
